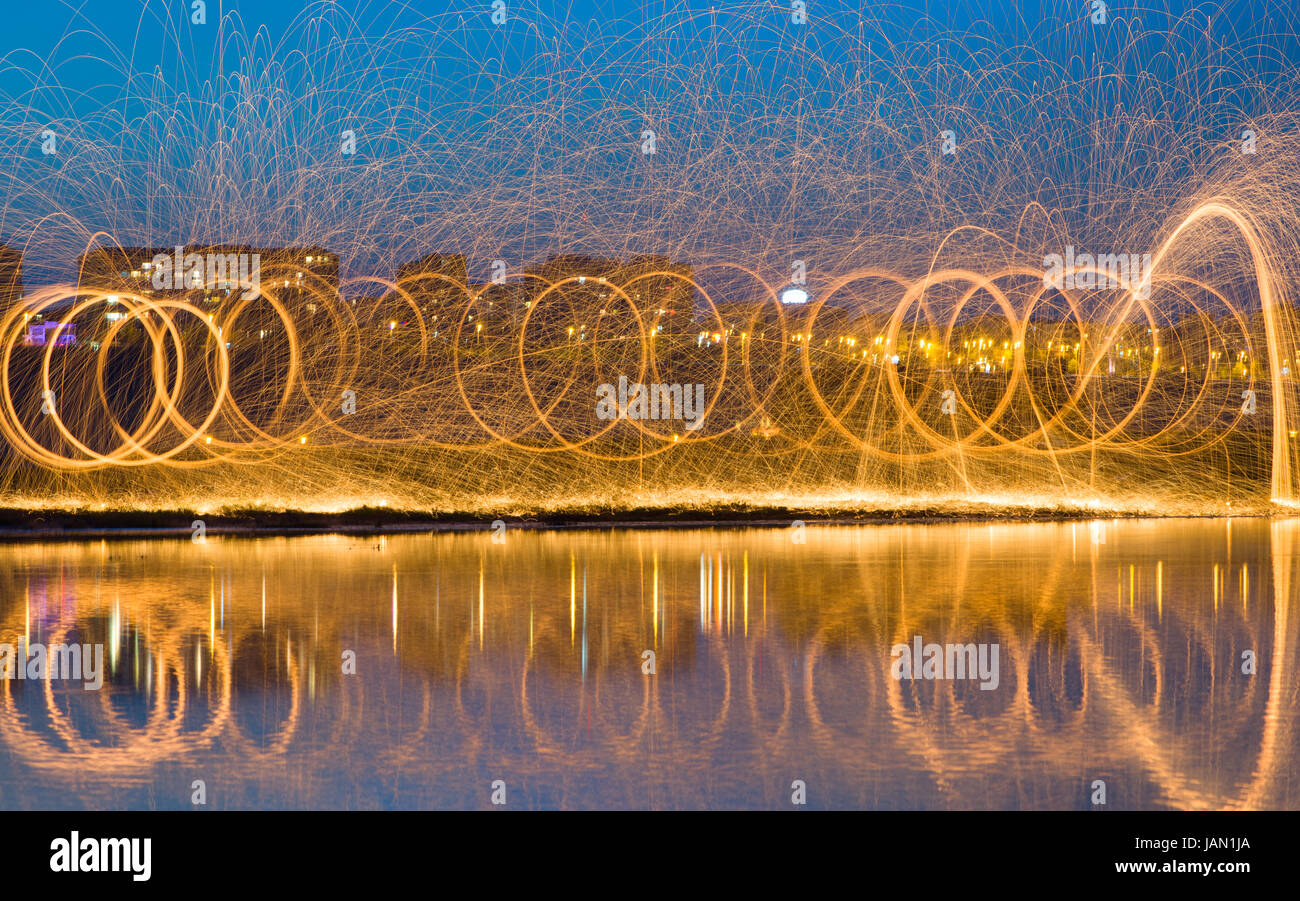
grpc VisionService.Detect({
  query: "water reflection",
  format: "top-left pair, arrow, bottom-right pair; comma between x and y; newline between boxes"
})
0,519 -> 1296,809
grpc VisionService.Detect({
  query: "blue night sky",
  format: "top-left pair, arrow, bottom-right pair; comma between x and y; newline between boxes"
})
0,1 -> 1296,287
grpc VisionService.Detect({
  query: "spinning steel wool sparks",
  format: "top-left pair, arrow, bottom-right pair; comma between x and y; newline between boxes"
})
1,1 -> 1300,516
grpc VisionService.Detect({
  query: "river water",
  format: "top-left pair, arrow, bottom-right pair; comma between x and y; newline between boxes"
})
0,519 -> 1296,809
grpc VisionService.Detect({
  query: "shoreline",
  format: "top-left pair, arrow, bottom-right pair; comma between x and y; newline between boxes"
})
0,504 -> 1273,541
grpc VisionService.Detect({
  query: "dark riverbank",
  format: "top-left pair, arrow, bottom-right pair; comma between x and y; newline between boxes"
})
0,502 -> 1267,541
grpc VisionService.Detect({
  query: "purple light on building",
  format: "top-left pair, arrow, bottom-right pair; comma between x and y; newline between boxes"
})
23,320 -> 77,347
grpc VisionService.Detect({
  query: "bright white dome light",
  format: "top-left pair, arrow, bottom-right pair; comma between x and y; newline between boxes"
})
780,287 -> 809,305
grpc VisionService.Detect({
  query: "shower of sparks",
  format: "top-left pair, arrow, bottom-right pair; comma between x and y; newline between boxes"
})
0,2 -> 1298,516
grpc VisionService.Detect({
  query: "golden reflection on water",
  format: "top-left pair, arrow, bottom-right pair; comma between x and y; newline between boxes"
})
0,519 -> 1296,810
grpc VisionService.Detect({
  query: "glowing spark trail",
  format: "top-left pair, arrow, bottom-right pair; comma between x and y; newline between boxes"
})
0,2 -> 1298,516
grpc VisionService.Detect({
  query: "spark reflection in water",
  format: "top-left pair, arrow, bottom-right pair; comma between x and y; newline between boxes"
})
0,519 -> 1296,810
